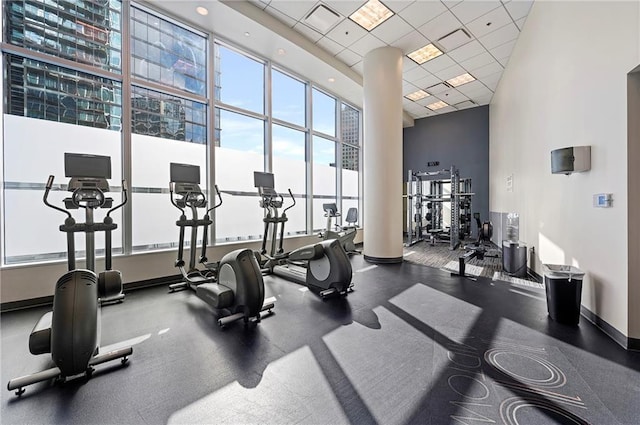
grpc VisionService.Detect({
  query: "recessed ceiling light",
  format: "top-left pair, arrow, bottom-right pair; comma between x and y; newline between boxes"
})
328,77 -> 336,83
244,32 -> 250,37
446,73 -> 476,87
349,0 -> 394,31
277,48 -> 286,55
407,44 -> 443,65
405,90 -> 430,101
427,100 -> 448,110
196,6 -> 208,16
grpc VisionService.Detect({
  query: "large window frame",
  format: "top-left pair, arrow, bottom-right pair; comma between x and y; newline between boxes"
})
0,0 -> 362,266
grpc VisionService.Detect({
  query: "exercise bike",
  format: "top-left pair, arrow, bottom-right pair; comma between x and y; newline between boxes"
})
319,203 -> 360,255
7,153 -> 132,396
254,171 -> 353,299
168,163 -> 274,328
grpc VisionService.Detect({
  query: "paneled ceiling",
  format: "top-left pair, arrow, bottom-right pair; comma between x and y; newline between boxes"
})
151,0 -> 534,121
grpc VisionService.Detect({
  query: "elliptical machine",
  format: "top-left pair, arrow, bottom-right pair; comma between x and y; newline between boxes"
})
254,172 -> 353,299
7,153 -> 132,396
168,163 -> 274,328
319,203 -> 359,255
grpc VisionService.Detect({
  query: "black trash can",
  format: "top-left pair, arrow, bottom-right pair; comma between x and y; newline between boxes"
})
502,240 -> 527,278
543,265 -> 585,325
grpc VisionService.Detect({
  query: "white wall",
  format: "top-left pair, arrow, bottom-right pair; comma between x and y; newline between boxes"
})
490,1 -> 639,337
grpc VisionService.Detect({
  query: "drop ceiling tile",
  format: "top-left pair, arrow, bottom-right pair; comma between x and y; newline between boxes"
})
490,39 -> 516,60
460,51 -> 494,72
498,56 -> 509,67
412,73 -> 441,90
316,36 -> 344,55
455,100 -> 477,110
432,105 -> 457,114
456,80 -> 490,97
265,6 -> 298,27
392,31 -> 430,54
473,93 -> 494,105
436,88 -> 468,104
403,56 -> 418,72
420,54 -> 456,74
442,0 -> 463,8
349,33 -> 386,56
415,96 -> 436,107
326,18 -> 368,47
466,6 -> 512,39
434,63 -> 466,81
268,1 -> 315,21
449,0 -> 502,24
505,0 -> 533,21
371,15 -> 414,44
471,60 -> 503,78
323,1 -> 362,18
447,40 -> 485,63
294,22 -> 324,42
404,65 -> 431,83
480,70 -> 502,90
417,10 -> 463,42
515,16 -> 527,31
403,80 -> 419,95
478,22 -> 519,50
385,1 -> 415,13
336,48 -> 362,67
403,98 -> 416,107
248,0 -> 269,10
397,0 -> 448,29
351,61 -> 364,74
426,82 -> 450,94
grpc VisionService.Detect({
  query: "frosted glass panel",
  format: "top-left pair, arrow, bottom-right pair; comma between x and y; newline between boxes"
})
3,115 -> 122,264
131,133 -> 207,251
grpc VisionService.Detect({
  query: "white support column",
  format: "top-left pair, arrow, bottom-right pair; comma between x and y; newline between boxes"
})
363,47 -> 403,263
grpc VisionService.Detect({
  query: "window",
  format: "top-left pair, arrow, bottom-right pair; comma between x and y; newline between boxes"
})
7,55 -> 122,130
312,135 -> 336,231
3,112 -> 122,264
214,109 -> 265,242
130,88 -> 208,252
131,6 -> 206,95
6,0 -> 122,72
272,124 -> 307,235
312,88 -> 336,137
131,86 -> 206,143
214,44 -> 264,114
272,69 -> 305,127
340,104 -> 360,224
129,7 -> 209,252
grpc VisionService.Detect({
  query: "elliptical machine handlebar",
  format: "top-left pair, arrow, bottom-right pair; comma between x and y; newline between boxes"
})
107,180 -> 128,218
169,182 -> 185,215
43,175 -> 72,219
282,189 -> 296,216
206,184 -> 223,215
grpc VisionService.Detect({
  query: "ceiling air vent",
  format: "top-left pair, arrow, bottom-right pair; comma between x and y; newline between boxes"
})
426,83 -> 451,94
304,4 -> 342,34
437,28 -> 472,52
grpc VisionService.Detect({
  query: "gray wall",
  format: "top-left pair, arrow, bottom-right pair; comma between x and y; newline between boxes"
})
403,106 -> 489,237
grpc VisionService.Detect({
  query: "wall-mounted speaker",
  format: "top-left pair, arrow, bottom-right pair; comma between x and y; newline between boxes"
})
551,146 -> 591,175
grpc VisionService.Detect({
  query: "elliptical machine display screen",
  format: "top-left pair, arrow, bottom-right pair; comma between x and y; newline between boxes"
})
170,163 -> 200,184
65,153 -> 112,179
253,171 -> 274,189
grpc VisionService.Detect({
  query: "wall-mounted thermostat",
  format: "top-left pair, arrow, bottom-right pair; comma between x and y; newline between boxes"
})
593,193 -> 613,208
